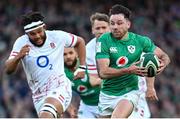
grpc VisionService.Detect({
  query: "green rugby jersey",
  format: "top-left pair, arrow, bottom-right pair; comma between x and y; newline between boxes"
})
96,32 -> 156,96
65,65 -> 100,106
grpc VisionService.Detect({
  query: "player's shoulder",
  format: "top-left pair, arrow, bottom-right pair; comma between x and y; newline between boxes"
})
98,32 -> 111,42
46,30 -> 67,36
46,30 -> 72,43
15,34 -> 29,44
129,32 -> 150,40
100,32 -> 111,38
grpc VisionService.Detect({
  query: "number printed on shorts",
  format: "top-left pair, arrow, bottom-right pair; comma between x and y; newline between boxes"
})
36,55 -> 53,70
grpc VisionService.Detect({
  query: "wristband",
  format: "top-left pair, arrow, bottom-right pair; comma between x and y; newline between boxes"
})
74,67 -> 85,75
79,65 -> 86,69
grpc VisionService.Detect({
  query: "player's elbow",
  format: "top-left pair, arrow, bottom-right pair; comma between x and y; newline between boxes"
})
75,36 -> 85,47
4,61 -> 15,75
98,70 -> 108,79
4,66 -> 13,75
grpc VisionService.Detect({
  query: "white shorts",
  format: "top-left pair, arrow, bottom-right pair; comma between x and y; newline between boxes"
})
78,101 -> 99,118
138,77 -> 151,118
98,90 -> 141,116
33,76 -> 72,114
129,93 -> 151,119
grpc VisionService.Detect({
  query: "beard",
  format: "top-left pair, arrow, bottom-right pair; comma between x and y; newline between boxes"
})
29,33 -> 46,47
64,58 -> 77,69
111,28 -> 128,40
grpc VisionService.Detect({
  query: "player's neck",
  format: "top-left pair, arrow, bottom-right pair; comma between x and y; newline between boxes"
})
70,62 -> 79,72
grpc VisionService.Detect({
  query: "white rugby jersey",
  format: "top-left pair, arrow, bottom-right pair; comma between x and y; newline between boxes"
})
138,76 -> 147,92
9,30 -> 77,97
86,38 -> 97,74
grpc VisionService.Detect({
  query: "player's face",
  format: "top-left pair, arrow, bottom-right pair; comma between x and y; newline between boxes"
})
64,48 -> 78,68
27,27 -> 46,47
92,20 -> 110,39
110,14 -> 131,39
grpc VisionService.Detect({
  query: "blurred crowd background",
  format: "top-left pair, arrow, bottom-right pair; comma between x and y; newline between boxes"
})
0,0 -> 179,118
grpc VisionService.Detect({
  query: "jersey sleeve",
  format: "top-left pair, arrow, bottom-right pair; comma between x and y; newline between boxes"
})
86,38 -> 98,74
86,41 -> 95,65
60,31 -> 78,47
96,35 -> 110,59
143,37 -> 156,53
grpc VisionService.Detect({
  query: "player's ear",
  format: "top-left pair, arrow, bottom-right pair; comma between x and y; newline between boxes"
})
43,24 -> 47,30
127,20 -> 131,29
92,27 -> 95,35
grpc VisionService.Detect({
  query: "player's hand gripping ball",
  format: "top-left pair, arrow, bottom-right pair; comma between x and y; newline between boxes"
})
140,53 -> 160,77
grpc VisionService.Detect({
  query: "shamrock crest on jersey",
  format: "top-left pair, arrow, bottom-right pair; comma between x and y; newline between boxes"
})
127,45 -> 135,53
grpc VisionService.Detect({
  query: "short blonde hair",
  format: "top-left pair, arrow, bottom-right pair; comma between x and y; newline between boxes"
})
90,12 -> 109,26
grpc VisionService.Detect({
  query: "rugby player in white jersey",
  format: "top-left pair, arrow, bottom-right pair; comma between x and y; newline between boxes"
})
86,12 -> 110,76
86,12 -> 155,118
5,11 -> 86,118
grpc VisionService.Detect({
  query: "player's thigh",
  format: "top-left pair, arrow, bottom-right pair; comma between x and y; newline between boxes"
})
98,92 -> 120,117
112,99 -> 134,118
121,90 -> 141,108
48,84 -> 72,111
43,85 -> 72,112
98,90 -> 140,117
112,90 -> 141,118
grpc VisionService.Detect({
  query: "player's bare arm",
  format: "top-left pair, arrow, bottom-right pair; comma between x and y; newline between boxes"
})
89,74 -> 101,87
74,36 -> 86,66
145,77 -> 158,101
154,47 -> 170,74
144,47 -> 170,101
97,59 -> 147,79
5,44 -> 30,74
97,58 -> 122,79
74,36 -> 86,80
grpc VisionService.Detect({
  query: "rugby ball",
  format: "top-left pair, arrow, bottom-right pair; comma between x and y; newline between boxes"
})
140,53 -> 160,77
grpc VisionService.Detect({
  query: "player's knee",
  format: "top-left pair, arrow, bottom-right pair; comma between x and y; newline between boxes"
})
39,103 -> 60,118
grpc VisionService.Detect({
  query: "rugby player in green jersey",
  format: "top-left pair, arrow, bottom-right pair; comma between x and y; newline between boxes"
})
88,12 -> 151,118
64,47 -> 101,118
96,4 -> 170,118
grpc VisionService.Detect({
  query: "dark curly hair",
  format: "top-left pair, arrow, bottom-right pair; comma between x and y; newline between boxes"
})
21,11 -> 44,26
109,4 -> 131,20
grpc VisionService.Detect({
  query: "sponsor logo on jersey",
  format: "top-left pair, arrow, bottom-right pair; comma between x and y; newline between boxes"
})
127,45 -> 135,53
110,47 -> 118,53
96,42 -> 101,52
116,56 -> 128,67
50,42 -> 56,49
77,85 -> 87,92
